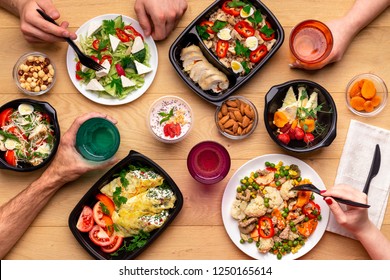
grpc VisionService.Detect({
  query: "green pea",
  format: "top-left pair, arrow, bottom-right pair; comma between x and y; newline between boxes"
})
288,240 -> 293,247
280,248 -> 285,253
264,197 -> 269,203
291,226 -> 297,232
317,214 -> 322,221
274,241 -> 280,247
264,202 -> 269,208
282,212 -> 288,218
277,253 -> 282,260
304,217 -> 309,222
240,239 -> 245,244
289,221 -> 295,227
274,173 -> 280,179
284,207 -> 289,213
265,161 -> 271,167
248,238 -> 253,243
275,181 -> 281,187
293,240 -> 299,246
236,186 -> 242,193
254,172 -> 259,178
270,163 -> 275,168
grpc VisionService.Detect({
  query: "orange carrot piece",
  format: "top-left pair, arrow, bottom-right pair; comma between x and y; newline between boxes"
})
350,96 -> 366,111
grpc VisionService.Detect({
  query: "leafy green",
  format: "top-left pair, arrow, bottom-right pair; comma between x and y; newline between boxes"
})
0,130 -> 20,142
158,108 -> 174,124
248,10 -> 263,26
235,40 -> 250,58
228,0 -> 246,7
241,61 -> 251,74
211,20 -> 227,33
113,186 -> 127,208
260,24 -> 275,38
196,25 -> 210,40
111,230 -> 151,256
102,19 -> 116,35
119,169 -> 129,188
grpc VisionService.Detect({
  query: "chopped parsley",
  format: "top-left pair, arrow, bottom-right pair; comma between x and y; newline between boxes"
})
211,20 -> 227,33
111,230 -> 151,256
235,40 -> 250,57
158,108 -> 174,124
196,25 -> 210,40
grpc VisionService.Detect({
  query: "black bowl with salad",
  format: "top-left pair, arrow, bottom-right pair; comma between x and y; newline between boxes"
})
68,150 -> 183,260
0,99 -> 60,172
169,0 -> 284,105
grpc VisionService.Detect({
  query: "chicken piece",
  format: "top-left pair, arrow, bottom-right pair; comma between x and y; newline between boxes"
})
28,124 -> 48,140
254,170 -> 275,186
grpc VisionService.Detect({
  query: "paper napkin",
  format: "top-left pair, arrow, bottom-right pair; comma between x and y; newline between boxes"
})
326,119 -> 390,239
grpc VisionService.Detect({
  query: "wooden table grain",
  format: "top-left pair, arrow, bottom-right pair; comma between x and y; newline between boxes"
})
1,0 -> 389,260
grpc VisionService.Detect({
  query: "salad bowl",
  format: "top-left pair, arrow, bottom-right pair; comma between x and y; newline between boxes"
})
0,99 -> 60,172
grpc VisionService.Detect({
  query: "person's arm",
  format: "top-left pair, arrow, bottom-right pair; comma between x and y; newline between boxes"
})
0,0 -> 76,43
323,184 -> 390,259
0,112 -> 118,259
291,0 -> 390,70
134,0 -> 187,40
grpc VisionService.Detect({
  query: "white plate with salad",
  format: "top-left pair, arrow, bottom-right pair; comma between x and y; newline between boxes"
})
66,14 -> 158,105
221,154 -> 329,260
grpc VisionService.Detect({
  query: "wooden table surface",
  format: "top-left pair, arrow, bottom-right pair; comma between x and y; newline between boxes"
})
1,0 -> 389,260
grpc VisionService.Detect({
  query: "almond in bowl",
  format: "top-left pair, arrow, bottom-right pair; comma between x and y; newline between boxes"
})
215,96 -> 258,140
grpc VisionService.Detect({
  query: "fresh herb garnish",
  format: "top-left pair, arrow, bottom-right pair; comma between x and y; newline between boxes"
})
228,0 -> 246,8
102,19 -> 116,35
248,10 -> 263,26
120,169 -> 129,188
211,20 -> 228,33
158,108 -> 174,124
241,61 -> 251,74
100,202 -> 110,215
111,230 -> 151,256
196,25 -> 210,40
235,40 -> 250,57
260,24 -> 275,38
113,186 -> 127,208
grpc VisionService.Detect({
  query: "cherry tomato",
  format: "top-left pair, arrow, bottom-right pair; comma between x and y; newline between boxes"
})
101,234 -> 124,253
260,21 -> 275,41
100,55 -> 113,65
258,216 -> 275,238
115,63 -> 126,76
115,28 -> 130,42
76,206 -> 94,232
249,45 -> 268,63
216,40 -> 229,58
92,39 -> 107,51
200,21 -> 215,34
222,1 -> 241,16
277,133 -> 290,145
5,150 -> 17,166
96,193 -> 115,216
234,21 -> 255,38
304,132 -> 315,143
0,108 -> 13,127
89,225 -> 112,246
124,25 -> 144,40
163,123 -> 181,138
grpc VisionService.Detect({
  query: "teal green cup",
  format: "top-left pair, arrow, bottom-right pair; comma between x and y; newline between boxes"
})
76,117 -> 120,161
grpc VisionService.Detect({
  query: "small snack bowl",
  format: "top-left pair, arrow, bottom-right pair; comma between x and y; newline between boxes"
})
346,73 -> 388,117
13,52 -> 56,96
148,96 -> 193,143
215,96 -> 258,140
187,141 -> 231,185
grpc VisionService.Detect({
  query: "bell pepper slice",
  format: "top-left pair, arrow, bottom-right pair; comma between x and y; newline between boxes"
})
222,1 -> 241,17
249,45 -> 268,63
200,21 -> 215,34
258,216 -> 275,239
216,40 -> 229,58
234,20 -> 255,38
260,21 -> 275,41
302,201 -> 321,219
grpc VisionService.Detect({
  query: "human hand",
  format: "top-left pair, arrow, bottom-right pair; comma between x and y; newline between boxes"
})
17,0 -> 77,43
289,18 -> 356,70
134,0 -> 187,40
43,112 -> 119,186
322,184 -> 371,235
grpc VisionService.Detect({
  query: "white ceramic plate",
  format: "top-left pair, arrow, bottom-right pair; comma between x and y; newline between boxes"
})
221,154 -> 329,260
66,14 -> 158,106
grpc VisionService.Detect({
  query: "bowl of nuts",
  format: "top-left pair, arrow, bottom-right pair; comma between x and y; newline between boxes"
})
13,52 -> 56,96
215,96 -> 258,140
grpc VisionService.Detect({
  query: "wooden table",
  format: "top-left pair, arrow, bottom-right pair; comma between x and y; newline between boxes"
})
1,0 -> 389,260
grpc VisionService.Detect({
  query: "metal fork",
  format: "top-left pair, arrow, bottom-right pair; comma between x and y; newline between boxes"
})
36,9 -> 105,71
291,184 -> 371,208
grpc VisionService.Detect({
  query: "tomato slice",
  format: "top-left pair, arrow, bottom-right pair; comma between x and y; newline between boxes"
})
216,40 -> 229,58
101,234 -> 124,253
96,193 -> 115,216
116,28 -> 130,42
75,61 -> 82,80
163,123 -> 181,138
93,201 -> 114,234
5,150 -> 17,166
222,1 -> 241,16
249,45 -> 268,63
92,39 -> 108,51
124,25 -> 144,40
258,216 -> 275,238
260,21 -> 275,41
89,225 -> 112,246
200,21 -> 215,34
115,63 -> 126,76
234,21 -> 255,38
0,108 -> 13,127
76,206 -> 94,232
100,55 -> 113,65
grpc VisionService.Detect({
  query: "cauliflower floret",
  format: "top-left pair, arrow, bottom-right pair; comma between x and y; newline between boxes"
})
258,237 -> 274,253
280,180 -> 298,201
244,195 -> 267,217
264,187 -> 284,211
231,199 -> 248,220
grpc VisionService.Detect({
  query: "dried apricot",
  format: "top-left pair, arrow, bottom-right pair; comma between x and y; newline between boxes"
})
349,80 -> 363,98
363,100 -> 374,112
350,96 -> 366,111
273,111 -> 288,128
371,95 -> 382,107
361,79 -> 376,99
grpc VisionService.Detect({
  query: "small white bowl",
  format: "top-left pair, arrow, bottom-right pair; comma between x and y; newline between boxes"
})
13,52 -> 56,96
148,96 -> 193,143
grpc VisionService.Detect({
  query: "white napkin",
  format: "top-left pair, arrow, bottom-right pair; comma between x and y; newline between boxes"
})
326,119 -> 390,239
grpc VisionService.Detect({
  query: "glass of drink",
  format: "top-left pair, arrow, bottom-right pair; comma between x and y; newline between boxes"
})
289,20 -> 333,69
187,141 -> 231,185
76,117 -> 120,161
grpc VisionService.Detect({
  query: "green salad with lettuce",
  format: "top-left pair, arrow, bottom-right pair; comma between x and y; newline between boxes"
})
75,15 -> 152,99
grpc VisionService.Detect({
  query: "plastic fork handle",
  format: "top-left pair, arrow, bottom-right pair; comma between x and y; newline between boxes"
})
331,196 -> 370,208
